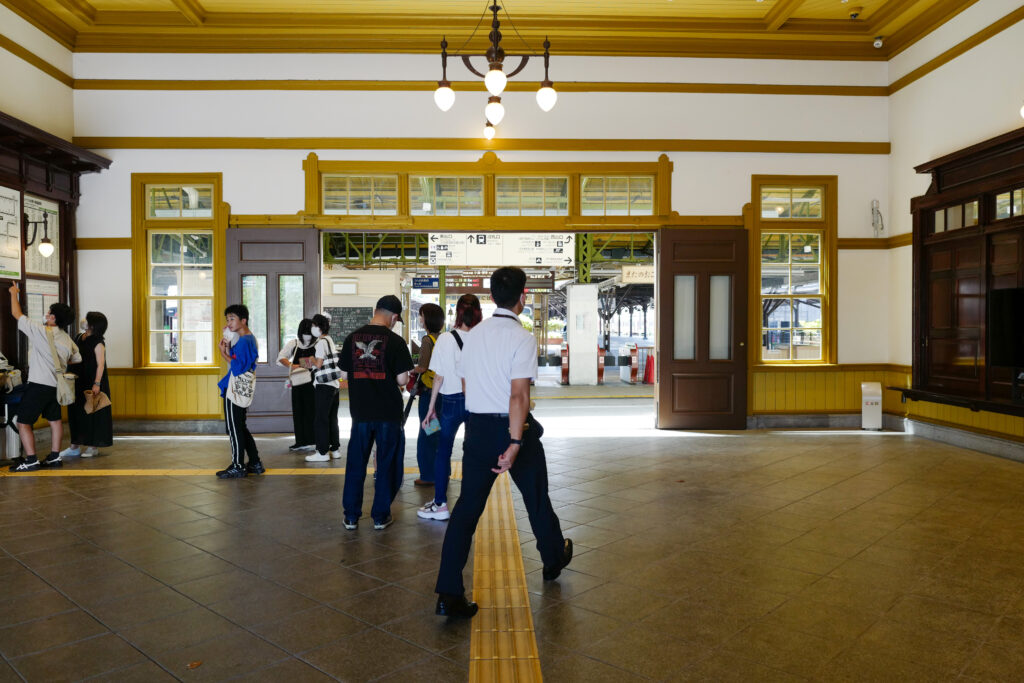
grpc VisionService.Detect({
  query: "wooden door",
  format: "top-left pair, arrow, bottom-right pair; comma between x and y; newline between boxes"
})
226,228 -> 320,433
656,228 -> 748,429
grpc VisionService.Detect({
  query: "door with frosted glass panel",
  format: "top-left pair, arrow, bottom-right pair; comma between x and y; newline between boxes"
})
657,228 -> 747,429
226,228 -> 320,433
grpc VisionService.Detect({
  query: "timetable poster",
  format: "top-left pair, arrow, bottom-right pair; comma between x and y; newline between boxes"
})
25,279 -> 59,323
0,186 -> 20,279
24,195 -> 60,277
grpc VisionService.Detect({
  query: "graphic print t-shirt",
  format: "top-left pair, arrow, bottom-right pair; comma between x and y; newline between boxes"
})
339,324 -> 414,422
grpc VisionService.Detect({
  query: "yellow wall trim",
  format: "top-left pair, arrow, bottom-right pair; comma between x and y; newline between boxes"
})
72,78 -> 889,97
0,34 -> 74,87
108,367 -> 222,376
754,363 -> 911,374
74,137 -> 892,154
76,237 -> 132,250
888,4 -> 1024,93
838,233 -> 913,250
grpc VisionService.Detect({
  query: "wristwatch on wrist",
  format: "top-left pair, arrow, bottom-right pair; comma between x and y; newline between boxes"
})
509,438 -> 522,445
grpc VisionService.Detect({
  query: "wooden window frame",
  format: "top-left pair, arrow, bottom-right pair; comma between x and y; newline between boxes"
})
302,152 -> 673,230
131,173 -> 226,369
749,175 -> 838,367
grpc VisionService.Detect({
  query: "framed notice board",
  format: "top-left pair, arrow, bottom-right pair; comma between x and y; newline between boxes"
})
324,306 -> 373,347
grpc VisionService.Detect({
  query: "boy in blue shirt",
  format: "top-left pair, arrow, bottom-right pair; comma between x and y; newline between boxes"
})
216,304 -> 262,479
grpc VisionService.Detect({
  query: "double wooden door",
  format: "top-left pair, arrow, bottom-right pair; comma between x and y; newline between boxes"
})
656,228 -> 748,429
226,228 -> 320,433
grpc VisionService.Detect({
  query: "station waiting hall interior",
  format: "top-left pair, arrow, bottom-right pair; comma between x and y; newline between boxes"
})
2,0 -> 1024,680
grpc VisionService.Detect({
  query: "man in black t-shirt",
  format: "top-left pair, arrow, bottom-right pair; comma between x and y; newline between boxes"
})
339,295 -> 414,530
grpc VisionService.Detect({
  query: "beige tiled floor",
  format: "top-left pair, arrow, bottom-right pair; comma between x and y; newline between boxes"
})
2,400 -> 1024,681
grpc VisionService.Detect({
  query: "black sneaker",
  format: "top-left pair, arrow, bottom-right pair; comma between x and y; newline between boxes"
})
245,461 -> 265,475
343,517 -> 358,530
216,465 -> 247,479
287,443 -> 303,451
40,454 -> 62,468
9,458 -> 39,472
373,515 -> 394,530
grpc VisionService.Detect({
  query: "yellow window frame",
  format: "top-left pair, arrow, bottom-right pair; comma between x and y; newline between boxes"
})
131,173 -> 226,369
749,175 -> 838,366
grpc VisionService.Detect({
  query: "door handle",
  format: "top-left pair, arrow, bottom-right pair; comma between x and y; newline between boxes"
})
739,342 -> 745,346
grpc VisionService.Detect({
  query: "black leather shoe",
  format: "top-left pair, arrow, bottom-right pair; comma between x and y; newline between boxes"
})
245,461 -> 265,475
543,538 -> 573,581
216,465 -> 247,479
436,593 -> 478,619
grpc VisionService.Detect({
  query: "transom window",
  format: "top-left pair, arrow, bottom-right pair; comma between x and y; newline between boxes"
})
323,175 -> 398,216
760,232 -> 822,361
760,186 -> 823,219
146,184 -> 214,219
495,177 -> 569,216
581,176 -> 654,215
148,231 -> 214,364
932,200 -> 979,233
994,188 -> 1024,221
410,176 -> 484,216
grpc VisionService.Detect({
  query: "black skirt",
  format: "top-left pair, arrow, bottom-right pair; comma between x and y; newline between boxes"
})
67,334 -> 113,448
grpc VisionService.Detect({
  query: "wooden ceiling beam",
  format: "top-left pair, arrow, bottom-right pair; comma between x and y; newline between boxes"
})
764,0 -> 805,32
884,0 -> 980,57
866,0 -> 920,34
0,0 -> 78,49
51,0 -> 96,26
169,0 -> 206,26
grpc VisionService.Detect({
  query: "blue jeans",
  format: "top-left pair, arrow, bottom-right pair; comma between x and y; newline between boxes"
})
416,392 -> 439,481
342,420 -> 404,522
433,392 -> 467,505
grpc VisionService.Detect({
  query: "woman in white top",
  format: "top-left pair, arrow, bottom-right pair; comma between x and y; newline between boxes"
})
306,313 -> 342,463
418,294 -> 483,520
277,318 -> 317,453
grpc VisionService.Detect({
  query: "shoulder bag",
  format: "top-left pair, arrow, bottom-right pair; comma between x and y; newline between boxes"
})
287,340 -> 313,387
314,337 -> 344,383
227,368 -> 256,407
45,327 -> 76,406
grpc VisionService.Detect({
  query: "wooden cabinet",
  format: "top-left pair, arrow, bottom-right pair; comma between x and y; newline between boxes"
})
910,126 -> 1024,416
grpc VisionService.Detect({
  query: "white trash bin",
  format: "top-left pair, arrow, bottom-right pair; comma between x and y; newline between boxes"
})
861,382 -> 882,431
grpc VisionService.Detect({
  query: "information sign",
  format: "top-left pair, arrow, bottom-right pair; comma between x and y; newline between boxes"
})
428,233 -> 574,267
0,186 -> 21,279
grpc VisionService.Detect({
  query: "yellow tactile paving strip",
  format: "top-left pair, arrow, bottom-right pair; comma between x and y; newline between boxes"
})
469,472 -> 543,682
0,466 -> 425,477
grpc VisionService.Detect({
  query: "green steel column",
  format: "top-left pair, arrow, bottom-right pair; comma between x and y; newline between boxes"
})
438,265 -> 446,312
575,233 -> 592,284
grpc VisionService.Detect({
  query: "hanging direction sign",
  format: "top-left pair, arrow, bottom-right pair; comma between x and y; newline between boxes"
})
428,233 -> 574,267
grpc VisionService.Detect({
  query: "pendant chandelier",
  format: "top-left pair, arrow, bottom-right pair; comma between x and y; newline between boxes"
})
433,2 -> 557,139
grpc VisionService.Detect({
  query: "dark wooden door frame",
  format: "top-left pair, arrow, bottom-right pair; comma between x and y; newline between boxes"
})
656,227 -> 748,429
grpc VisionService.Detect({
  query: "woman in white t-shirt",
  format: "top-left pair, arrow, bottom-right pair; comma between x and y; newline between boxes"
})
306,313 -> 342,463
417,294 -> 482,520
277,318 -> 317,453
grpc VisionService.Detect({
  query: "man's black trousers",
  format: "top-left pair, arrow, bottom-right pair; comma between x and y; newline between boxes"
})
435,412 -> 565,596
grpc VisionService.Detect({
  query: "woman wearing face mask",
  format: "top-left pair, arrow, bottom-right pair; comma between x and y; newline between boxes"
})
277,318 -> 317,453
61,312 -> 113,459
306,313 -> 342,463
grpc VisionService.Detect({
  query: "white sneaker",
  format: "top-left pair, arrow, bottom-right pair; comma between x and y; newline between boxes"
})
82,447 -> 98,458
59,447 -> 80,458
330,450 -> 342,460
417,501 -> 450,521
305,452 -> 330,462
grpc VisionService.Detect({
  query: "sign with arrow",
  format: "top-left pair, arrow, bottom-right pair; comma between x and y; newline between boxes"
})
428,233 -> 574,267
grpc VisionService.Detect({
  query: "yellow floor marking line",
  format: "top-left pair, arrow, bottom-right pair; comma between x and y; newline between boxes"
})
469,472 -> 543,682
0,466 -> 425,478
534,394 -> 651,400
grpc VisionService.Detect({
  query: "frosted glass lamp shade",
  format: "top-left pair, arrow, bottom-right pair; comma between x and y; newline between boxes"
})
38,238 -> 54,258
484,69 -> 507,96
1020,102 -> 1024,119
536,85 -> 557,112
483,122 -> 496,140
485,99 -> 505,125
434,84 -> 455,112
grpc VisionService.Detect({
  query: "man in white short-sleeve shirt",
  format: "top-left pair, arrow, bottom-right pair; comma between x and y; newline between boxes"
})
7,282 -> 81,472
434,267 -> 572,619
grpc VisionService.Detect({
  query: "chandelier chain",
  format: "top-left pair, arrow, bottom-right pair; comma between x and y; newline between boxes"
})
451,0 -> 492,55
500,1 -> 540,54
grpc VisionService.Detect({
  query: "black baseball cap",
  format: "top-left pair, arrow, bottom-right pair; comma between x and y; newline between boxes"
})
376,295 -> 403,316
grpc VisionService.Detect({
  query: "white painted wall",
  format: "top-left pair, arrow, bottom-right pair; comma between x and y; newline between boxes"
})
0,5 -> 73,139
76,250 -> 133,367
